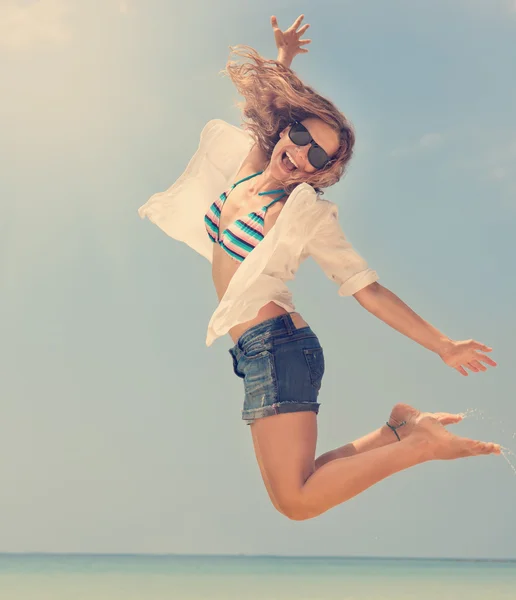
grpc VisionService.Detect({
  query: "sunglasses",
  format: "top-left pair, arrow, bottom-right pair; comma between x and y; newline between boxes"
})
288,121 -> 331,170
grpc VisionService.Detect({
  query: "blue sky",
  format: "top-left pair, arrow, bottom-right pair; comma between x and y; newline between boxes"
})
1,0 -> 515,558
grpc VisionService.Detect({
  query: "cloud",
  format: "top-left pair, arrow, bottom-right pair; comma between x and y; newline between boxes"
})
390,132 -> 445,158
459,134 -> 516,208
0,0 -> 131,49
0,0 -> 71,49
490,167 -> 507,181
118,0 -> 137,15
487,138 -> 516,174
419,133 -> 444,149
488,139 -> 516,205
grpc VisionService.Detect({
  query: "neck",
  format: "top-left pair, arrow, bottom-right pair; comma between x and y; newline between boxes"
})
247,167 -> 283,196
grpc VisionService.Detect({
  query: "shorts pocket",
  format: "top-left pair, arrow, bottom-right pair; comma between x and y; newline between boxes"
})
303,347 -> 325,390
228,347 -> 244,379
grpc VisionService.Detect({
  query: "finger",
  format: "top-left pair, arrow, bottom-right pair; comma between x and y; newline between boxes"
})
271,15 -> 280,30
299,39 -> 312,45
435,412 -> 463,426
472,341 -> 493,352
456,366 -> 468,376
297,23 -> 310,36
298,49 -> 309,54
466,362 -> 479,373
470,360 -> 486,372
288,14 -> 305,31
475,353 -> 497,367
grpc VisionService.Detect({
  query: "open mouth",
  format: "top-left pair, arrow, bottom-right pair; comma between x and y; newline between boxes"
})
280,151 -> 297,173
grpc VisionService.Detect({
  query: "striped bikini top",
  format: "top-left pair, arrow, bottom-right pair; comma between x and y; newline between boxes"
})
204,171 -> 287,263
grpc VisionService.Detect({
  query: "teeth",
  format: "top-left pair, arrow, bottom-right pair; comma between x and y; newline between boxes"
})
285,151 -> 298,168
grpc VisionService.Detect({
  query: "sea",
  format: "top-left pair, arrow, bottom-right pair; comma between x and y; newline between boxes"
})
1,554 -> 515,600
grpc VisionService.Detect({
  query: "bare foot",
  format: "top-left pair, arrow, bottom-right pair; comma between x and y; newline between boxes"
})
387,402 -> 463,441
410,414 -> 501,461
387,403 -> 500,460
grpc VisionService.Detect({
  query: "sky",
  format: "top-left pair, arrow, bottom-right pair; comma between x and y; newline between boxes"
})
1,0 -> 515,559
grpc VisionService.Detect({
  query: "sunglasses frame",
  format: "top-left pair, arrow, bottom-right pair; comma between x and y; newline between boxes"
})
288,120 -> 331,170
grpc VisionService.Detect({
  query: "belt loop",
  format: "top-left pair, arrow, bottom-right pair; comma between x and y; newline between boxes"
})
236,332 -> 244,353
284,312 -> 295,335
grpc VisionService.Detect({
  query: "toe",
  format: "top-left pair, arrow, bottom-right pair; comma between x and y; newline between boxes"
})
480,442 -> 501,455
436,412 -> 463,426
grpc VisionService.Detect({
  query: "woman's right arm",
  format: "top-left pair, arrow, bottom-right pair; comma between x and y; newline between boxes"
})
239,15 -> 312,169
243,15 -> 311,167
271,14 -> 312,69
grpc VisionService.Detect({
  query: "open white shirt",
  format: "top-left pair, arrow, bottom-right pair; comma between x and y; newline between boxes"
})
138,119 -> 379,346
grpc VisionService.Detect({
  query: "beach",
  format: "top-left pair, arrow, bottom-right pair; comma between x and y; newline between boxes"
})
1,554 -> 515,600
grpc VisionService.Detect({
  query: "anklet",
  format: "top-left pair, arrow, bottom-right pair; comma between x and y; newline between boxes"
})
386,420 -> 407,442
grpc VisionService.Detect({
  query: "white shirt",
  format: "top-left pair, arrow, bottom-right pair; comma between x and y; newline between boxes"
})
138,119 -> 379,346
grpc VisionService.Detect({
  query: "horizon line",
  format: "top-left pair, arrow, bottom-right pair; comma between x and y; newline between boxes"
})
0,552 -> 514,563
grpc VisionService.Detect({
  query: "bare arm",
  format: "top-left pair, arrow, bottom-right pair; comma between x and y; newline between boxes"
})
243,15 -> 312,167
354,283 -> 450,353
354,282 -> 497,376
271,14 -> 312,69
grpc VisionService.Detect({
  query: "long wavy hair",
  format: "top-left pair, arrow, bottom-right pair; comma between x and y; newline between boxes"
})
221,45 -> 355,196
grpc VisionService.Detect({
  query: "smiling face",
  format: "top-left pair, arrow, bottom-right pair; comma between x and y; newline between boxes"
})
271,117 -> 341,181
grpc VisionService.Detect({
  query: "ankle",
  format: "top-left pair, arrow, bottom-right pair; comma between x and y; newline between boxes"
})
382,420 -> 407,443
380,423 -> 397,444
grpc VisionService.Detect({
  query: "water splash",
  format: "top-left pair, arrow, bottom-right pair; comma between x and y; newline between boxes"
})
461,408 -> 513,436
462,409 -> 516,477
501,447 -> 516,477
460,407 -> 484,421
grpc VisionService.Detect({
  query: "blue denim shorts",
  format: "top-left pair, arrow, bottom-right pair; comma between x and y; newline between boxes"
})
228,313 -> 325,425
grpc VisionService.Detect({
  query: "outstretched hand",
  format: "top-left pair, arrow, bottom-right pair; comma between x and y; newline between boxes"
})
271,14 -> 311,62
438,339 -> 497,376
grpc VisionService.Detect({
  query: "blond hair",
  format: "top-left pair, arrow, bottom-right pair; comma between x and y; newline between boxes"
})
221,45 -> 355,196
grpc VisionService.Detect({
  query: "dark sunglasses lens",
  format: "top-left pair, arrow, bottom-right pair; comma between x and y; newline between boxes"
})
308,146 -> 329,169
289,123 -> 311,145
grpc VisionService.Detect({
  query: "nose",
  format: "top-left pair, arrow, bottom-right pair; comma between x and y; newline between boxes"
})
293,145 -> 309,167
294,146 -> 315,171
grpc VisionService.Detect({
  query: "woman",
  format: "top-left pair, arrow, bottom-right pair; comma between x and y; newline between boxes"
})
139,15 -> 500,521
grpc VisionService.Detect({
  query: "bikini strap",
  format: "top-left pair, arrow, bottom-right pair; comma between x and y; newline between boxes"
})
231,171 -> 287,207
264,192 -> 287,209
232,171 -> 263,188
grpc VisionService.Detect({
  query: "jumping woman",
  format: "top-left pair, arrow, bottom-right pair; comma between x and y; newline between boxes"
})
139,14 -> 500,521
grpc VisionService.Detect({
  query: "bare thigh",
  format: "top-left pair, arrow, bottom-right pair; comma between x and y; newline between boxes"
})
250,412 -> 317,515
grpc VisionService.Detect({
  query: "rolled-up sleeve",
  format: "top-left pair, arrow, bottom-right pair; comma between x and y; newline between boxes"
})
305,206 -> 379,296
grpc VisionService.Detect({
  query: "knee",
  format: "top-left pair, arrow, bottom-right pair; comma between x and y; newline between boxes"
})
283,509 -> 313,521
275,498 -> 315,521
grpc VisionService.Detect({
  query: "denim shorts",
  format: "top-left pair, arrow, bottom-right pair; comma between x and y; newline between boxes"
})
228,313 -> 325,425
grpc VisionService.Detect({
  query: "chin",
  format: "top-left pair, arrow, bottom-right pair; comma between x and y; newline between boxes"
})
274,167 -> 289,181
276,164 -> 296,180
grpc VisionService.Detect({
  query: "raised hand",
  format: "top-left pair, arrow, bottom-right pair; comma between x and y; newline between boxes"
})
438,339 -> 498,376
271,14 -> 312,64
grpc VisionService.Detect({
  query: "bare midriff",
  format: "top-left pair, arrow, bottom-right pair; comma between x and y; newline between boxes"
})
210,164 -> 309,346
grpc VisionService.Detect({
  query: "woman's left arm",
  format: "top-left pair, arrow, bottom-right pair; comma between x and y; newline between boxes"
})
353,282 -> 497,376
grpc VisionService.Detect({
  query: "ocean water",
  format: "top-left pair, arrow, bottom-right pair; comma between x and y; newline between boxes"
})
0,554 -> 515,600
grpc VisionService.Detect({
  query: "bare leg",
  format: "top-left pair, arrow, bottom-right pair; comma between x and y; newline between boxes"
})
250,404 -> 500,521
315,404 -> 463,468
